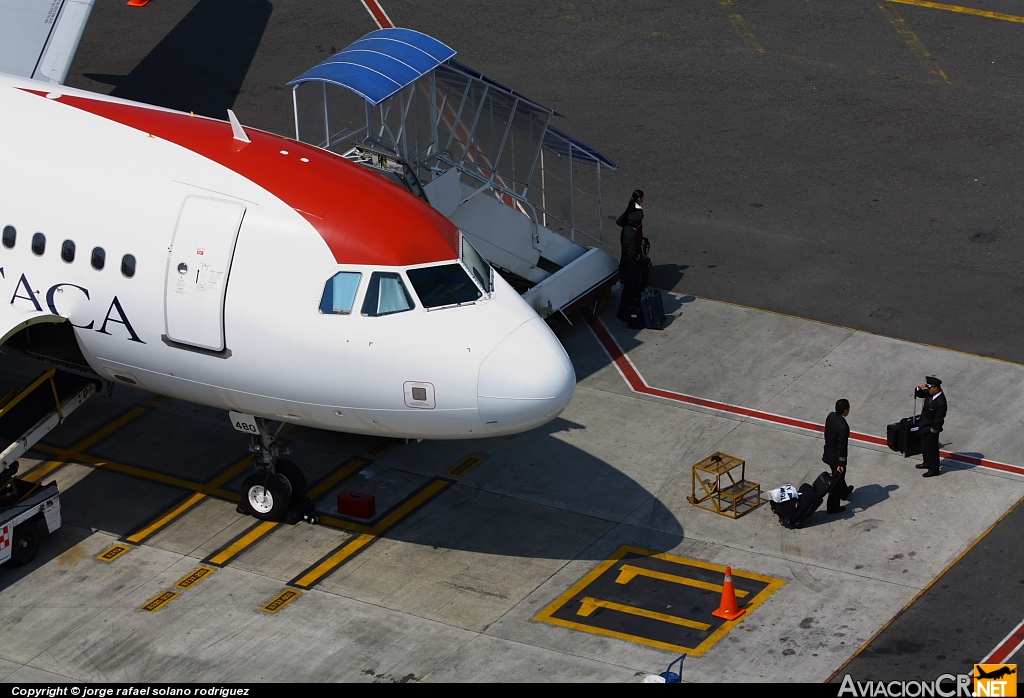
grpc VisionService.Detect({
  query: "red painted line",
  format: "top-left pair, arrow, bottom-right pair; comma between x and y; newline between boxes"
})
360,0 -> 395,29
981,617 -> 1024,663
590,318 -> 1024,477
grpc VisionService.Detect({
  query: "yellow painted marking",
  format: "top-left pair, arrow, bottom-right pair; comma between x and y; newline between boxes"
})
97,544 -> 131,562
446,455 -> 485,478
147,394 -> 169,404
293,479 -> 453,588
206,455 -> 253,490
718,0 -> 765,54
25,406 -> 148,483
293,534 -> 376,588
363,439 -> 396,458
875,0 -> 952,84
0,369 -> 56,419
577,597 -> 712,631
534,546 -> 786,657
317,479 -> 451,536
141,590 -> 179,612
307,457 -> 371,500
127,492 -> 206,543
208,520 -> 278,566
889,0 -> 1024,24
174,566 -> 215,590
614,564 -> 749,598
261,588 -> 302,613
281,424 -> 306,438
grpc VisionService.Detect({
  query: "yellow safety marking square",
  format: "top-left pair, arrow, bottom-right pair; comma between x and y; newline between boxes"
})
261,588 -> 302,614
174,566 -> 215,590
141,590 -> 179,612
447,455 -> 486,478
97,544 -> 131,562
363,439 -> 396,458
535,546 -> 785,657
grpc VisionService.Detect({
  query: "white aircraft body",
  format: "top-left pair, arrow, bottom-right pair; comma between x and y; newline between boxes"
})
0,68 -> 576,519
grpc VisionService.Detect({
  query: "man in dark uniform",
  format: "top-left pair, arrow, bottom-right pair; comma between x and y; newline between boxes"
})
617,209 -> 644,321
823,399 -> 854,514
915,376 -> 947,477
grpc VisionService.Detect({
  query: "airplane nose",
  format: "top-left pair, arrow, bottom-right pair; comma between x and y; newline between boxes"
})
478,317 -> 576,433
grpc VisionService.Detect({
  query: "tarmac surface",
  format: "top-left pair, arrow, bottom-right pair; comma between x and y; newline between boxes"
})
0,0 -> 1020,684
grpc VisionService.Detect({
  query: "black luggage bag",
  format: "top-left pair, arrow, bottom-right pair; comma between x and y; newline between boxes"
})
770,498 -> 800,527
787,483 -> 823,529
812,471 -> 833,497
887,392 -> 925,457
641,288 -> 666,330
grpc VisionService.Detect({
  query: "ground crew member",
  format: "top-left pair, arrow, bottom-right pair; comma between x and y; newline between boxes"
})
823,399 -> 854,514
915,376 -> 947,477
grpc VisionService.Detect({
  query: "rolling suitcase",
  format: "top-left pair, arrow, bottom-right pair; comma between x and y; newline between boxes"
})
887,392 -> 924,457
812,471 -> 833,497
899,416 -> 922,457
787,483 -> 823,529
770,498 -> 799,527
641,288 -> 666,330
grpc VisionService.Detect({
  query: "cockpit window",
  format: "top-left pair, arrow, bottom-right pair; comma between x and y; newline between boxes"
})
319,271 -> 362,315
461,237 -> 492,292
407,264 -> 482,308
361,272 -> 415,317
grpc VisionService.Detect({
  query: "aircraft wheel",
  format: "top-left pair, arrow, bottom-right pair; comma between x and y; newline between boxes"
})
241,473 -> 289,521
10,521 -> 41,567
274,459 -> 307,504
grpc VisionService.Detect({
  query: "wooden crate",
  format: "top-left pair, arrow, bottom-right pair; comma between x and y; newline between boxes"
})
687,452 -> 761,519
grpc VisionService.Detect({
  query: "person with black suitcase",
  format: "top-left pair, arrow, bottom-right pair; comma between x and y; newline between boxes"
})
915,376 -> 947,477
617,210 -> 645,322
823,399 -> 854,514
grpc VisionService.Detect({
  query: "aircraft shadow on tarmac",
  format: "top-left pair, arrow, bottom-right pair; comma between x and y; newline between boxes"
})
4,415 -> 684,571
84,0 -> 272,118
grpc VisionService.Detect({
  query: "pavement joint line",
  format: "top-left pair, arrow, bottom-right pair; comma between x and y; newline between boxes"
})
827,493 -> 1024,681
206,520 -> 279,567
874,0 -> 952,85
718,0 -> 766,54
23,405 -> 149,483
589,317 -> 1024,477
888,0 -> 1024,24
292,477 -> 453,588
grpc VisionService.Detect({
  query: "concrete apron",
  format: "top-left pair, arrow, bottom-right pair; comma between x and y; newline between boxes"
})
0,291 -> 1021,682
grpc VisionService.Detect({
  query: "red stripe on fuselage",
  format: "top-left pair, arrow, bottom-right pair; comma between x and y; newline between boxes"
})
25,89 -> 458,267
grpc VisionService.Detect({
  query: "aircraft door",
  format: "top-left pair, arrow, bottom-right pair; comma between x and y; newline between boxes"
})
164,196 -> 245,352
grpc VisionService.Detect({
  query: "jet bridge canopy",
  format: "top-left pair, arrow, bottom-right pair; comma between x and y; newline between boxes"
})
289,29 -> 620,318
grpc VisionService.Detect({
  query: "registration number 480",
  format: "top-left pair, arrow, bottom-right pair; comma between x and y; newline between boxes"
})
228,411 -> 260,434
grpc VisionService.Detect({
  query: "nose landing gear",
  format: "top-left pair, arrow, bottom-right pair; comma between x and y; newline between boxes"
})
232,414 -> 313,524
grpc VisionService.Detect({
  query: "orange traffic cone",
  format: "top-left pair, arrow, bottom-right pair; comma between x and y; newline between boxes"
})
711,566 -> 746,620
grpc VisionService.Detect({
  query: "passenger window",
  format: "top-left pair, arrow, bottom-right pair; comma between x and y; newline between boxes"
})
407,264 -> 482,308
2,226 -> 14,249
461,237 -> 492,292
61,240 -> 75,263
319,271 -> 362,315
91,247 -> 105,270
361,272 -> 415,317
31,232 -> 45,256
121,254 -> 136,278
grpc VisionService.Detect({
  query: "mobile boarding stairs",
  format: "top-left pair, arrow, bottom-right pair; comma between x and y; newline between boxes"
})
288,28 -> 621,320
